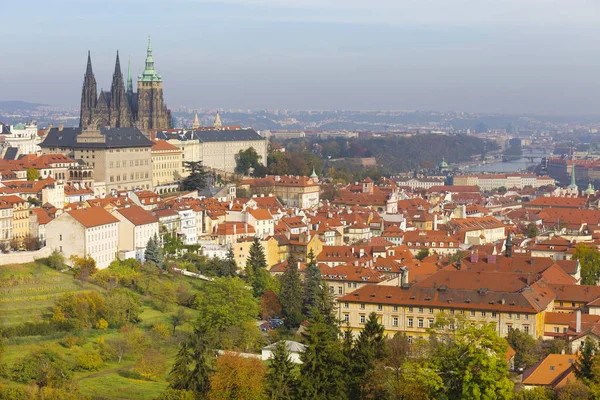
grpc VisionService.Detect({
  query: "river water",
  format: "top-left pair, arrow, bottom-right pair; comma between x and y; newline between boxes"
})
463,149 -> 550,174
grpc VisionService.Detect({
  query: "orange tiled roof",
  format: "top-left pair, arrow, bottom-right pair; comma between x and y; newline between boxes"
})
67,207 -> 119,228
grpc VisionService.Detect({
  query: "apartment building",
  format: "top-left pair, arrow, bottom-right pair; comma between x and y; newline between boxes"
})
46,207 -> 119,269
113,205 -> 159,261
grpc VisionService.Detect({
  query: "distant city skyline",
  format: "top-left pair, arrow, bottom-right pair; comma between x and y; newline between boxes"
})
2,0 -> 600,115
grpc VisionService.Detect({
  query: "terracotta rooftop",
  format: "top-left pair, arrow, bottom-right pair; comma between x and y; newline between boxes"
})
115,205 -> 158,226
67,207 -> 119,228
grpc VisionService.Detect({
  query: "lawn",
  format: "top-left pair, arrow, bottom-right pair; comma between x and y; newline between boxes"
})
0,261 -> 204,399
0,262 -> 103,327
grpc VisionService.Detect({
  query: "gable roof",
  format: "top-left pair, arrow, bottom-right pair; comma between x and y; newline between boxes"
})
114,205 -> 158,226
67,207 -> 119,228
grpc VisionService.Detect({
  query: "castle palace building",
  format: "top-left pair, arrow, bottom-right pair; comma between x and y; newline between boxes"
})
80,37 -> 172,130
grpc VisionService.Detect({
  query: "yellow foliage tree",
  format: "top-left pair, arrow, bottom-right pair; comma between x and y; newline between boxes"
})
208,352 -> 267,400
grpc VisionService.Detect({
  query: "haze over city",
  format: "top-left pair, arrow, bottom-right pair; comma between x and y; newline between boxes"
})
3,0 -> 600,114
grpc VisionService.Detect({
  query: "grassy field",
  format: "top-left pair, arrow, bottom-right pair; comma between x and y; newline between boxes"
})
0,261 -> 203,399
0,262 -> 102,327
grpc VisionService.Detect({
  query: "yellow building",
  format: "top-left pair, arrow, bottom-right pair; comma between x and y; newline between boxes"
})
3,195 -> 30,243
233,236 -> 290,270
337,284 -> 552,341
151,140 -> 183,188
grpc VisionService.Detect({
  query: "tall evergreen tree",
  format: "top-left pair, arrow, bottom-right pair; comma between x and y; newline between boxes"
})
574,337 -> 597,380
349,312 -> 386,399
246,237 -> 269,297
303,249 -> 322,315
220,247 -> 238,277
168,326 -> 213,395
182,161 -> 208,192
279,254 -> 304,329
265,341 -> 297,400
144,235 -> 163,265
298,309 -> 348,400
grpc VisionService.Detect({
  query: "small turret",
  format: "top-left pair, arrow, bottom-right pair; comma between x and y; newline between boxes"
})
505,232 -> 513,258
214,111 -> 222,129
192,113 -> 200,129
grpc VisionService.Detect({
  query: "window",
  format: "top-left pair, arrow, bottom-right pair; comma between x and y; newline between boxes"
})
338,287 -> 343,295
393,305 -> 398,312
344,314 -> 349,323
407,318 -> 413,327
429,308 -> 434,314
393,317 -> 398,327
516,313 -> 520,320
450,309 -> 455,315
418,307 -> 423,314
408,336 -> 413,344
481,311 -> 486,317
492,312 -> 497,318
428,319 -> 434,328
408,306 -> 413,313
378,304 -> 383,311
524,325 -> 530,334
360,303 -> 365,309
524,314 -> 529,321
508,313 -> 512,319
59,234 -> 62,241
329,286 -> 334,294
507,325 -> 513,333
418,319 -> 424,328
572,302 -> 576,307
360,315 -> 365,324
348,282 -> 352,288
470,311 -> 476,317
344,302 -> 349,309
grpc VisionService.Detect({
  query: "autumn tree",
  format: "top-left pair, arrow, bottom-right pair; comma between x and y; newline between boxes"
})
260,290 -> 282,320
26,167 -> 40,181
208,352 -> 267,400
70,255 -> 97,281
135,349 -> 168,380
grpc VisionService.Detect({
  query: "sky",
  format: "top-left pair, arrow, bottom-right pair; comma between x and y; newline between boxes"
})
2,0 -> 600,115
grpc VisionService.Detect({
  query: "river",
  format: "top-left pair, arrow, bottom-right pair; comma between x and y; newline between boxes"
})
463,149 -> 550,174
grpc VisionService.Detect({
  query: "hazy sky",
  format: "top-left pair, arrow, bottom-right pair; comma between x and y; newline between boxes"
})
2,0 -> 600,114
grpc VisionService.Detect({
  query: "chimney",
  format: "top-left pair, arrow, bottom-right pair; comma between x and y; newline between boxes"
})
433,214 -> 438,231
527,272 -> 532,287
233,224 -> 237,236
488,254 -> 496,264
576,309 -> 582,333
470,250 -> 479,263
58,124 -> 64,131
400,267 -> 408,286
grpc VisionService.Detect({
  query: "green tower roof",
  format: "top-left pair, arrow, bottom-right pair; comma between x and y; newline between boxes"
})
310,167 -> 318,179
139,35 -> 162,83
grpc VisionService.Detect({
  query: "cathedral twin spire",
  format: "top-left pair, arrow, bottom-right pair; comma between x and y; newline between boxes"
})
79,39 -> 172,130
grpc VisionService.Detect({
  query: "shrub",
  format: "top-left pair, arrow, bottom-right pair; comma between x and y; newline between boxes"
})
96,318 -> 109,330
135,349 -> 167,380
73,348 -> 103,371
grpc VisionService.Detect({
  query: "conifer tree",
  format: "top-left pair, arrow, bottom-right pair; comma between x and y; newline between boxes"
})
246,237 -> 269,296
298,309 -> 348,400
265,341 -> 297,400
279,254 -> 304,329
575,337 -> 597,380
303,249 -> 322,315
144,235 -> 163,266
349,312 -> 386,399
168,326 -> 212,395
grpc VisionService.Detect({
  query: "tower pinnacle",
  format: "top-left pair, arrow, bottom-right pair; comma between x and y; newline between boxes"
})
126,56 -> 133,96
192,113 -> 200,129
569,156 -> 577,189
214,111 -> 222,129
85,50 -> 93,76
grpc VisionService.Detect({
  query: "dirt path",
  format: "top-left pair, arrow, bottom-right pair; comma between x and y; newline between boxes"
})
76,365 -> 135,381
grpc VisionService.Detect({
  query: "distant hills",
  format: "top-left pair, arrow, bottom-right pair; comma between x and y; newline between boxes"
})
0,101 -> 47,111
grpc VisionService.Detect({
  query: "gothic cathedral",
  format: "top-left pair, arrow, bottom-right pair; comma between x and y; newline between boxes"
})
79,37 -> 172,130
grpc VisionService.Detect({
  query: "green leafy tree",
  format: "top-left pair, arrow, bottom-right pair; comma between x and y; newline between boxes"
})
182,161 -> 208,191
27,167 -> 40,181
279,255 -> 304,329
169,326 -> 213,395
11,348 -> 72,389
171,308 -> 188,335
145,235 -> 164,265
574,336 -> 597,380
429,314 -> 513,399
573,244 -> 600,285
512,387 -> 554,400
523,223 -> 539,239
555,381 -> 592,400
298,309 -> 348,400
507,328 -> 542,370
349,312 -> 386,400
235,147 -> 262,175
265,341 -> 297,400
195,277 -> 259,332
415,248 -> 430,261
46,249 -> 65,270
103,288 -> 141,327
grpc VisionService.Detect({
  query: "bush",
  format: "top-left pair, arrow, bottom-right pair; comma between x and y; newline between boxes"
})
73,347 -> 103,371
45,250 -> 65,269
96,318 -> 109,330
135,349 -> 167,380
61,333 -> 86,348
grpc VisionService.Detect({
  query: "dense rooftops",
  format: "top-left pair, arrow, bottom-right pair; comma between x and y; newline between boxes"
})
40,127 -> 154,149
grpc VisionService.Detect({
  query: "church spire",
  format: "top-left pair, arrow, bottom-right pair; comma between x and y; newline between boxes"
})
192,113 -> 200,129
139,35 -> 161,82
86,50 -> 93,76
569,156 -> 577,189
214,111 -> 222,129
114,51 -> 121,76
126,56 -> 133,96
